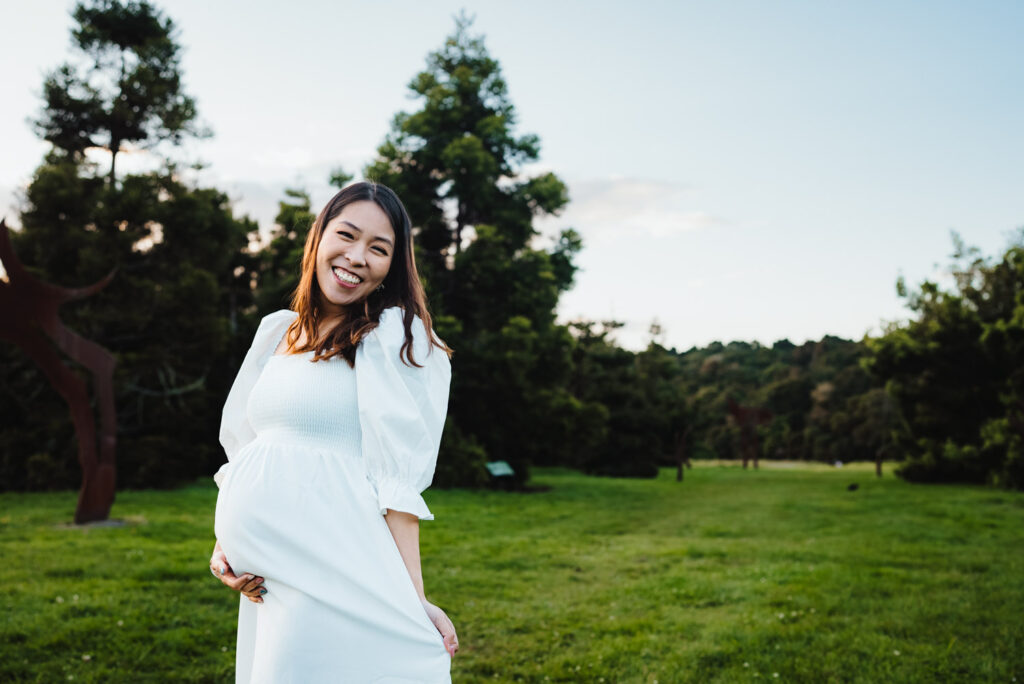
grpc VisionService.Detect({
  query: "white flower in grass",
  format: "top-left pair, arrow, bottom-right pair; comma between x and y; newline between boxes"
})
72,594 -> 79,602
744,663 -> 750,668
893,650 -> 900,656
777,613 -> 785,620
117,620 -> 124,626
221,646 -> 228,652
81,654 -> 91,662
55,596 -> 64,603
773,674 -> 779,679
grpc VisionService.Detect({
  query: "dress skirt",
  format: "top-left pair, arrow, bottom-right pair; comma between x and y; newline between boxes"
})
214,434 -> 451,683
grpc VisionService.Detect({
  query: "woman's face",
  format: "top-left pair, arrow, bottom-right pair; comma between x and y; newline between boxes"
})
315,200 -> 396,317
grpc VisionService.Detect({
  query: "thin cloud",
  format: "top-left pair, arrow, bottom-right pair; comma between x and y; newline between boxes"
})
537,176 -> 728,242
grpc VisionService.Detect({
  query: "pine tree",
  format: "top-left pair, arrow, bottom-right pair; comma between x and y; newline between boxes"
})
363,13 -> 583,486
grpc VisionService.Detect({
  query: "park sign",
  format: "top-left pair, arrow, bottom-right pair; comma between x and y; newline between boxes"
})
485,461 -> 515,478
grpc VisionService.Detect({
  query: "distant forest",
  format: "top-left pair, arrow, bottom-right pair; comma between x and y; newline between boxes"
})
2,2 -> 1021,492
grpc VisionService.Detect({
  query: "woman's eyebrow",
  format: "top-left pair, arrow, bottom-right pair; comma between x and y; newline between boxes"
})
341,220 -> 393,248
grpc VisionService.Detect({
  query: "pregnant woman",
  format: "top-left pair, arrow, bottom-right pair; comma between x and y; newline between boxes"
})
209,181 -> 458,682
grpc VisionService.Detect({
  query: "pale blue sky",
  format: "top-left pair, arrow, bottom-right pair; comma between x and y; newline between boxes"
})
1,0 -> 1021,350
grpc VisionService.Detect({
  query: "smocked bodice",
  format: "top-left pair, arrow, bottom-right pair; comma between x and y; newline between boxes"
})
246,351 -> 362,452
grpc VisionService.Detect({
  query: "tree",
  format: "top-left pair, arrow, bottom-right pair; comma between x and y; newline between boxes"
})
866,231 -> 1024,488
563,321 -> 674,478
1,0 -> 254,493
33,0 -> 203,184
253,189 -> 315,315
362,14 -> 582,487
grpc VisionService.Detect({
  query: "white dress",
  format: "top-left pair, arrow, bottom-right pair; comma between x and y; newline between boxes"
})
213,306 -> 452,683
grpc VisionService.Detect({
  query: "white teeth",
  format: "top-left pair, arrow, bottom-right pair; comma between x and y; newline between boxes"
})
333,266 -> 362,284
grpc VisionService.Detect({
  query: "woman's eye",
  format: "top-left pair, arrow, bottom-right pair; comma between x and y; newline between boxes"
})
337,231 -> 353,239
373,247 -> 388,255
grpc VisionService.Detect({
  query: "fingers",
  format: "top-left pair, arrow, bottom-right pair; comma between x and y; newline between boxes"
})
422,600 -> 459,656
444,631 -> 459,656
228,573 -> 264,593
233,574 -> 266,604
437,614 -> 458,656
237,574 -> 265,593
209,555 -> 229,576
231,579 -> 265,603
210,561 -> 234,584
209,558 -> 267,603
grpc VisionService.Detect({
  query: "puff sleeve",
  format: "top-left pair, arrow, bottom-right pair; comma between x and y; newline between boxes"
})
356,306 -> 452,521
214,309 -> 299,488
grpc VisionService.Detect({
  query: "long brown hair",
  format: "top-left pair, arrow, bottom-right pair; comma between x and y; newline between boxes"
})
284,181 -> 452,368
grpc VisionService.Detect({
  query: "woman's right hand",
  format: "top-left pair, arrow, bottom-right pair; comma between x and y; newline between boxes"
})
210,539 -> 266,603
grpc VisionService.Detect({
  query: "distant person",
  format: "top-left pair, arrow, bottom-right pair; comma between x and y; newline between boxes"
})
208,181 -> 458,682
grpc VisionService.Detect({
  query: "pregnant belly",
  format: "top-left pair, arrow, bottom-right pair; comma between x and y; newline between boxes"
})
213,443 -> 449,658
213,443 -> 377,579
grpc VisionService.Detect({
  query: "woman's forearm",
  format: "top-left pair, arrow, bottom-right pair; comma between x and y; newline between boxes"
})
383,509 -> 426,599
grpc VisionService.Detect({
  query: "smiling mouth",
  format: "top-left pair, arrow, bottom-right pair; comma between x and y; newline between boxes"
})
332,266 -> 363,286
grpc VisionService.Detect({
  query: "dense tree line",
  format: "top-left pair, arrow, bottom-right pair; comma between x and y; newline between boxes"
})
866,234 -> 1024,488
2,2 -> 1021,493
1,0 -> 252,491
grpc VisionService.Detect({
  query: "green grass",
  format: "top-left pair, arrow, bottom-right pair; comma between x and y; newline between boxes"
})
1,463 -> 1022,683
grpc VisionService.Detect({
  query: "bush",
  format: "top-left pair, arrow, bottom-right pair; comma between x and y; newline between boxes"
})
433,417 -> 491,488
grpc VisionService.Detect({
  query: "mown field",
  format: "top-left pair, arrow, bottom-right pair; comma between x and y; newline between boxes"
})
1,463 -> 1022,683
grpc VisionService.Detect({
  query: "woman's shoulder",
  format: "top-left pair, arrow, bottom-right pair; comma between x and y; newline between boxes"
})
375,306 -> 432,345
260,309 -> 299,328
251,310 -> 297,349
376,305 -> 415,337
370,306 -> 448,369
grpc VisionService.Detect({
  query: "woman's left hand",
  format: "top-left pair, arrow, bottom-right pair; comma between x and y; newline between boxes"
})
420,597 -> 459,657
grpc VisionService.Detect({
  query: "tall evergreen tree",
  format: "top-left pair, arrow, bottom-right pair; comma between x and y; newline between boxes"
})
33,0 -> 203,184
363,14 -> 583,486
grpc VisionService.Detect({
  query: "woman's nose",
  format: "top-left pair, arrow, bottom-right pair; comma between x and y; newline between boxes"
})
345,246 -> 366,266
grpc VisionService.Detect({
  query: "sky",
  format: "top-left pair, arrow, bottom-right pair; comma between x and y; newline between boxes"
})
1,0 -> 1021,351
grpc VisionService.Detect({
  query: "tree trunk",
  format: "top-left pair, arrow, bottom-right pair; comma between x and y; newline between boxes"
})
109,146 -> 118,187
453,201 -> 465,255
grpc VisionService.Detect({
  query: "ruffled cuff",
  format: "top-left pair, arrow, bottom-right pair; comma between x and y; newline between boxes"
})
213,462 -> 231,489
371,477 -> 434,521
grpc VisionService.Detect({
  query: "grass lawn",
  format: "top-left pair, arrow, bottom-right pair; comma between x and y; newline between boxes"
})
1,463 -> 1022,683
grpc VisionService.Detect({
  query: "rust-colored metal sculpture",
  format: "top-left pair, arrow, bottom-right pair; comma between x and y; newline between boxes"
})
0,219 -> 118,523
727,397 -> 773,469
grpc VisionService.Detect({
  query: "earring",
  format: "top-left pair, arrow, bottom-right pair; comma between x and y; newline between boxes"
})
376,283 -> 385,292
